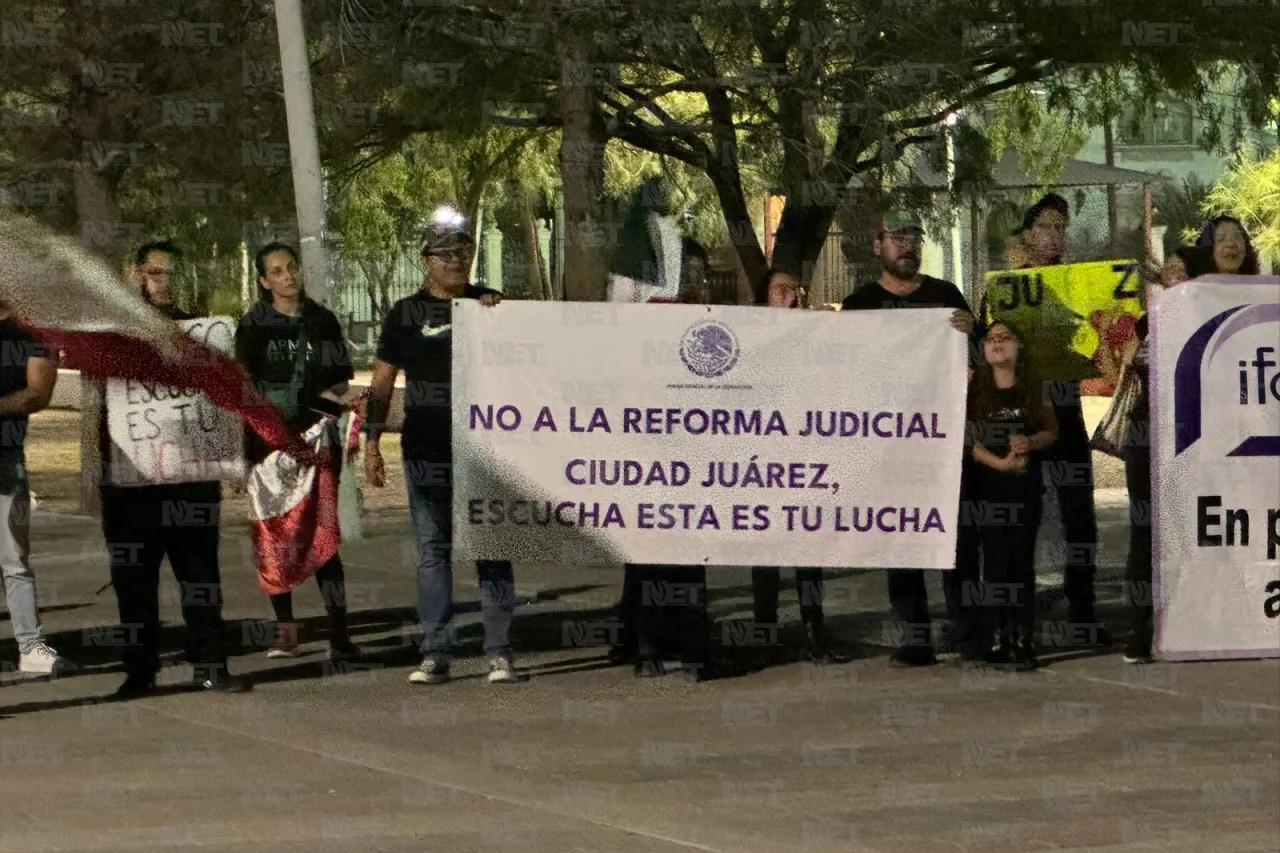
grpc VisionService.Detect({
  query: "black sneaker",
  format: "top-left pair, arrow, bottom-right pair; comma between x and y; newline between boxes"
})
608,643 -> 637,665
888,647 -> 937,668
112,674 -> 157,701
1011,641 -> 1041,672
1122,641 -> 1153,664
803,623 -> 851,664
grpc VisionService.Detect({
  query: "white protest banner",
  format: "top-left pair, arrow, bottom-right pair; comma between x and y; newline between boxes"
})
1152,277 -> 1280,660
104,315 -> 245,485
451,302 -> 968,568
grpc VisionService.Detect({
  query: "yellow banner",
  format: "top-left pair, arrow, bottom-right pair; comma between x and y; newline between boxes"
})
982,260 -> 1144,385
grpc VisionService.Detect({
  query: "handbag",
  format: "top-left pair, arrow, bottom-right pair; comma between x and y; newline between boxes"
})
1090,341 -> 1146,458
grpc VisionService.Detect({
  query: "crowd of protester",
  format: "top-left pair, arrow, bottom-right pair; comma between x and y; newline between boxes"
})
0,196 -> 1264,695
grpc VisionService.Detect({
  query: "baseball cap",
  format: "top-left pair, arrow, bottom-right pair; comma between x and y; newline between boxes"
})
420,222 -> 475,256
877,209 -> 924,236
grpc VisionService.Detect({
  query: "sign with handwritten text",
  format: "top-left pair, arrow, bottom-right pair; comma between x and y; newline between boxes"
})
104,316 -> 244,485
983,259 -> 1143,383
451,302 -> 968,567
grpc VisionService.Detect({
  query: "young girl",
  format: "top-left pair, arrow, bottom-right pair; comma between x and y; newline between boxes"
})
965,321 -> 1058,669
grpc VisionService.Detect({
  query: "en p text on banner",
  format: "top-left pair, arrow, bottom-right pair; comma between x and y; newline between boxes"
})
984,259 -> 1144,388
1152,277 -> 1280,661
451,302 -> 968,568
104,316 -> 245,486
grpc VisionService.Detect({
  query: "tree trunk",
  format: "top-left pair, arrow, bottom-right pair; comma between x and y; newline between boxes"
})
768,200 -> 839,301
706,162 -> 768,303
558,35 -> 609,302
526,196 -> 553,300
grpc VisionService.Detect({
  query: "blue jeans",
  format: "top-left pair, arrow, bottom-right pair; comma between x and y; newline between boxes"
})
406,476 -> 514,660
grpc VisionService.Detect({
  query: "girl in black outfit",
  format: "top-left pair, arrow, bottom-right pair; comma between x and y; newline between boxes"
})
964,321 -> 1058,669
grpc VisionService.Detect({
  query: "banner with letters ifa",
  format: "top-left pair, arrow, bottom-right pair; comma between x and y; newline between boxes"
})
104,316 -> 245,485
451,302 -> 968,568
1152,277 -> 1280,660
984,259 -> 1144,385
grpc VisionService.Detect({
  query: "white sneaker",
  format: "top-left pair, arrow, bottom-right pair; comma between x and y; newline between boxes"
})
487,655 -> 521,684
408,658 -> 449,685
19,642 -> 63,675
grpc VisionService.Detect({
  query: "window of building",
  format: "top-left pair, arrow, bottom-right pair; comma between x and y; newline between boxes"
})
1118,101 -> 1195,147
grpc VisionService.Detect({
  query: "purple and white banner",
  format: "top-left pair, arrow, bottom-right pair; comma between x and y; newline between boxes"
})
451,302 -> 968,568
1151,278 -> 1280,660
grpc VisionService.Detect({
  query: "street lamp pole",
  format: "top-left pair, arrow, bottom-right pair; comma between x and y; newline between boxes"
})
273,0 -> 330,306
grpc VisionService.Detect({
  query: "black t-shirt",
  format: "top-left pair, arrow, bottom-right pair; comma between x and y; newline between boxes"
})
235,300 -> 353,461
842,275 -> 982,364
970,386 -> 1031,460
375,285 -> 494,462
0,317 -> 53,456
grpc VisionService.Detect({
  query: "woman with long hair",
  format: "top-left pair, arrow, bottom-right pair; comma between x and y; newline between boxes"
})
964,320 -> 1059,669
1195,214 -> 1260,276
235,242 -> 361,662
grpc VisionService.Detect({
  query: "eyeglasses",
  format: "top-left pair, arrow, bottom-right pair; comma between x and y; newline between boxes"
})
885,232 -> 923,245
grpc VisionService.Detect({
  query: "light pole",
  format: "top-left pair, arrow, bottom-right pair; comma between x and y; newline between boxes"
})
273,0 -> 330,306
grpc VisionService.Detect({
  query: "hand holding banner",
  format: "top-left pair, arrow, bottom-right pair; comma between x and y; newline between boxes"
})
1153,277 -> 1280,660
104,316 -> 245,485
451,302 -> 968,569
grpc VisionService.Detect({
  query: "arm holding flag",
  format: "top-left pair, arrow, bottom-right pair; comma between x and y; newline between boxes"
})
0,213 -> 312,464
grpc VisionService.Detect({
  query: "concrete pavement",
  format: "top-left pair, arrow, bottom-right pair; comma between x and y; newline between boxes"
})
2,492 -> 1278,853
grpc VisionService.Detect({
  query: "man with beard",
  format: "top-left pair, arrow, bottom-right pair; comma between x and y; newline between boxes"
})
841,211 -> 979,667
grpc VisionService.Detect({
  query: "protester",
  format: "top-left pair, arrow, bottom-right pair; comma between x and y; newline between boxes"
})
1195,214 -> 1261,275
0,300 -> 65,676
630,238 -> 715,679
841,210 -> 979,666
364,218 -> 520,686
963,320 -> 1059,669
1118,244 -> 1220,664
606,185 -> 714,678
747,262 -> 846,664
235,242 -> 361,662
101,241 -> 250,697
1007,193 -> 1106,639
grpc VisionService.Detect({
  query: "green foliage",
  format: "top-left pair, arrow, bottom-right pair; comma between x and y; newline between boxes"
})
1203,143 -> 1280,261
982,86 -> 1088,190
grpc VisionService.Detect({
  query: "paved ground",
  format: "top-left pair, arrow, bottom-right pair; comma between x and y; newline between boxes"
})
2,485 -> 1277,853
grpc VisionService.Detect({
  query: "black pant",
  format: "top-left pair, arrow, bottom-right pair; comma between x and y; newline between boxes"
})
101,482 -> 226,680
947,493 -> 984,654
1123,444 -> 1153,650
751,567 -> 824,625
1044,396 -> 1099,616
886,569 -> 934,651
269,556 -> 346,622
633,564 -> 708,663
975,480 -> 1042,643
